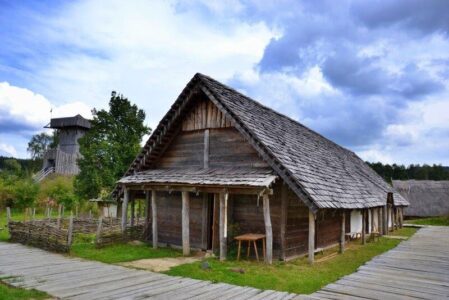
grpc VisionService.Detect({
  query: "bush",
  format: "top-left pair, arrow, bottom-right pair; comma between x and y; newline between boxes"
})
12,179 -> 40,208
39,176 -> 78,209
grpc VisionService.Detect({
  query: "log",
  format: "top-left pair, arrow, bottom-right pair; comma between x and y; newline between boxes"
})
121,187 -> 129,232
6,207 -> 11,223
308,209 -> 315,264
280,185 -> 288,260
340,211 -> 345,253
145,191 -> 150,230
204,129 -> 209,168
262,194 -> 273,264
182,191 -> 190,256
95,217 -> 103,244
378,207 -> 383,236
201,194 -> 208,250
219,192 -> 228,261
152,190 -> 158,249
382,205 -> 387,235
130,197 -> 135,227
386,205 -> 390,234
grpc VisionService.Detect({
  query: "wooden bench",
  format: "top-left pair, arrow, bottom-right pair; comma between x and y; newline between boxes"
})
369,231 -> 381,242
235,233 -> 266,261
345,232 -> 361,241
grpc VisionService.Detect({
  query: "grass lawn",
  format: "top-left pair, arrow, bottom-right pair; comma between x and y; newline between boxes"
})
406,216 -> 449,226
0,281 -> 49,300
70,242 -> 182,264
166,227 -> 417,295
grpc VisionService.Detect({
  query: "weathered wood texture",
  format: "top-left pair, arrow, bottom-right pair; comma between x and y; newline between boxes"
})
157,127 -> 268,169
182,98 -> 232,131
0,241 -> 300,299
310,226 -> 449,299
316,209 -> 341,249
95,224 -> 144,248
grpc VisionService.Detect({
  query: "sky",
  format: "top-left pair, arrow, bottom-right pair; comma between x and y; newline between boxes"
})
0,0 -> 448,165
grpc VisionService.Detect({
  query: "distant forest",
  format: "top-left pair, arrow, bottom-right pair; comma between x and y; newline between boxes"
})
0,156 -> 42,173
367,162 -> 449,182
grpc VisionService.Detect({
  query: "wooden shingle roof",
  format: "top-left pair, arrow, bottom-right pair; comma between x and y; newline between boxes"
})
117,73 -> 408,212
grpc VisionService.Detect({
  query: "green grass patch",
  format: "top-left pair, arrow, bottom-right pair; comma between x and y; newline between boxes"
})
166,228 -> 417,295
406,216 -> 449,226
70,242 -> 182,264
0,281 -> 49,300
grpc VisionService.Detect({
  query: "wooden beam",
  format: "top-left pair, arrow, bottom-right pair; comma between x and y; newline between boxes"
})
204,129 -> 209,168
130,196 -> 135,226
370,208 -> 374,233
386,205 -> 390,235
182,191 -> 190,256
121,187 -> 129,232
280,184 -> 288,261
340,211 -> 345,253
263,194 -> 273,264
361,209 -> 366,245
378,207 -> 383,236
219,192 -> 228,261
126,184 -> 270,196
399,207 -> 404,228
212,193 -> 219,253
308,209 -> 315,264
151,190 -> 158,249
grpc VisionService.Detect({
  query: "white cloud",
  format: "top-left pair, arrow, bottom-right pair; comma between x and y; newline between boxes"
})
0,143 -> 18,157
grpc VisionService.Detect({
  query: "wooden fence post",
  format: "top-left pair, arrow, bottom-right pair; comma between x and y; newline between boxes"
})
95,217 -> 103,245
57,204 -> 62,228
340,211 -> 345,253
6,207 -> 11,224
32,207 -> 36,222
121,187 -> 129,232
67,213 -> 74,247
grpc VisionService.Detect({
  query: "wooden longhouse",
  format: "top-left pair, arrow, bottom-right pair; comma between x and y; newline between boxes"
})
116,73 -> 409,263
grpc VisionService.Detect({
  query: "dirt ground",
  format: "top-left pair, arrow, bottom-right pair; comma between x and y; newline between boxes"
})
119,257 -> 201,272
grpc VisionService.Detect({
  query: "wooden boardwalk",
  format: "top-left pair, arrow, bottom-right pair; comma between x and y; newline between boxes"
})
1,226 -> 448,299
0,242 -> 297,299
304,226 -> 449,300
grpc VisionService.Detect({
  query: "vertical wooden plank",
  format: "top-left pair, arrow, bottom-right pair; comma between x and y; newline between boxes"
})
370,208 -> 375,232
182,191 -> 190,256
280,184 -> 288,260
121,187 -> 129,232
145,191 -> 150,230
263,194 -> 273,264
340,210 -> 345,253
361,209 -> 366,245
32,207 -> 36,222
399,207 -> 403,228
308,209 -> 315,264
57,204 -> 62,228
382,205 -> 387,235
204,129 -> 209,169
201,194 -> 209,250
378,207 -> 382,235
219,192 -> 228,261
67,213 -> 74,246
386,205 -> 390,234
152,190 -> 158,249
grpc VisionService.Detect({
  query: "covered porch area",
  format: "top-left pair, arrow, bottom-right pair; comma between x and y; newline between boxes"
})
117,167 -> 278,264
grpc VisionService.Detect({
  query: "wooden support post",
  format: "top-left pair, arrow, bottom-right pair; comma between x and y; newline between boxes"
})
378,207 -> 383,236
182,191 -> 190,256
399,207 -> 403,228
370,208 -> 374,233
75,205 -> 79,218
386,204 -> 391,235
144,191 -> 150,230
6,207 -> 11,224
67,213 -> 74,247
391,206 -> 395,231
340,211 -> 345,253
308,209 -> 315,264
201,193 -> 208,250
219,192 -> 228,261
121,187 -> 129,232
262,194 -> 273,264
95,217 -> 103,244
151,190 -> 158,249
89,210 -> 92,219
212,193 -> 219,253
280,184 -> 288,261
130,197 -> 135,226
361,209 -> 366,245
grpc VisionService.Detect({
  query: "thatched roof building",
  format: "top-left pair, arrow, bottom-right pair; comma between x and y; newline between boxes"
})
392,180 -> 449,217
116,73 -> 407,262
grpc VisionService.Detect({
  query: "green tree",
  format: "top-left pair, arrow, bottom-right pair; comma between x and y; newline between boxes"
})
42,176 -> 78,209
27,132 -> 57,159
75,92 -> 150,200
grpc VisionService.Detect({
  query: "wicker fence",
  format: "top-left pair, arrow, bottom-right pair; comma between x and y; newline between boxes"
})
8,220 -> 73,253
95,221 -> 146,248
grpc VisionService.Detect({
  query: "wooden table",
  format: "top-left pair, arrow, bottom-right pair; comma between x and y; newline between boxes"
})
235,233 -> 266,261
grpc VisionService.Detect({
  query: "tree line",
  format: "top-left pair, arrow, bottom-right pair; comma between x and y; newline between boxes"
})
367,162 -> 449,183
